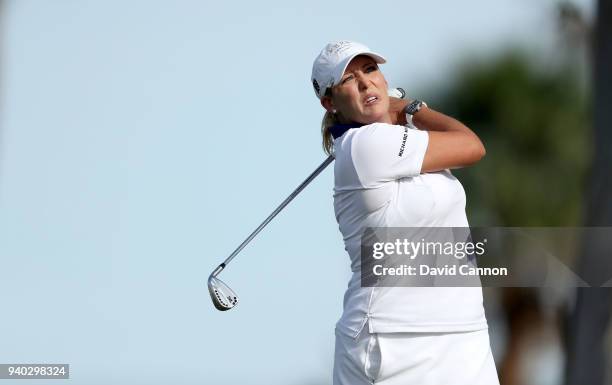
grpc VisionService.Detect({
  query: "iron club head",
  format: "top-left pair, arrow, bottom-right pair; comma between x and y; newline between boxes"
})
208,275 -> 238,311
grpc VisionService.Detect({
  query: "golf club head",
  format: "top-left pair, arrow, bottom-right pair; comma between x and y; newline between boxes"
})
208,275 -> 238,311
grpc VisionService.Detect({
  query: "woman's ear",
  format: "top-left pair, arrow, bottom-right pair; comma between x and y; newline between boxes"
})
321,96 -> 336,114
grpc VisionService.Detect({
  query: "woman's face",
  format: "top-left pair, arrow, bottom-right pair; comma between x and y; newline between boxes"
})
322,55 -> 392,125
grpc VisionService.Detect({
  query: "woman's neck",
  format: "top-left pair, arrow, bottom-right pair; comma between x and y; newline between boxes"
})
337,113 -> 393,125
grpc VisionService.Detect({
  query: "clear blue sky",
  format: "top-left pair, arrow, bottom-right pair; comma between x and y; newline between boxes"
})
0,0 -> 594,384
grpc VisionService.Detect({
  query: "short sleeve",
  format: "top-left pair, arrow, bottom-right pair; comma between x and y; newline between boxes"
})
351,123 -> 429,187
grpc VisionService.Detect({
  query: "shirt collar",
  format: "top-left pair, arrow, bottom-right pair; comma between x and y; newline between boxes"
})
329,123 -> 365,140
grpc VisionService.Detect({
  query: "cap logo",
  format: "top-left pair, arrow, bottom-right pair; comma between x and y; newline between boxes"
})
312,79 -> 320,95
326,40 -> 352,56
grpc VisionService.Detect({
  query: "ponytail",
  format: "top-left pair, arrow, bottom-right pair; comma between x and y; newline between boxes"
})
321,110 -> 337,156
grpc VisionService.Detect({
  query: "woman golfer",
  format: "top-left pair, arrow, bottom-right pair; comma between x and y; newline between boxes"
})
311,41 -> 499,384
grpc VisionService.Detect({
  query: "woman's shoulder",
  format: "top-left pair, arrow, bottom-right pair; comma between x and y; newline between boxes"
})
351,122 -> 409,141
351,123 -> 426,155
358,122 -> 405,131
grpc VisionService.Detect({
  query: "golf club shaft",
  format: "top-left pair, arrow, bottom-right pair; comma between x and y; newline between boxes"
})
212,155 -> 335,277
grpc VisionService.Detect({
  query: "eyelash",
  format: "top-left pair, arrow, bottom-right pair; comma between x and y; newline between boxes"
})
341,65 -> 378,84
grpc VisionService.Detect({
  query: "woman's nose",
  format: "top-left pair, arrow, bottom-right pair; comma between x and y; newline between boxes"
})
356,73 -> 369,90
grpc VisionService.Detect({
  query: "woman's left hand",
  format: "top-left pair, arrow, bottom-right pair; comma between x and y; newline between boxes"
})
388,97 -> 409,126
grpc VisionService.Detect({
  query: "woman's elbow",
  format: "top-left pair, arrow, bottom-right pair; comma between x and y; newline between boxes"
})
457,131 -> 485,165
476,141 -> 486,160
467,140 -> 486,165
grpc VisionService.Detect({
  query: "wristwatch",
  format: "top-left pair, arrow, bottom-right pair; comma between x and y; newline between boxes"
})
404,99 -> 427,126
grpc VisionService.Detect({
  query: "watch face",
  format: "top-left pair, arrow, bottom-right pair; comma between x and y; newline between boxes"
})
405,100 -> 422,115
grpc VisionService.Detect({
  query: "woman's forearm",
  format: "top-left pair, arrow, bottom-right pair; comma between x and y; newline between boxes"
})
389,98 -> 483,149
412,106 -> 473,134
390,97 -> 477,136
414,106 -> 486,166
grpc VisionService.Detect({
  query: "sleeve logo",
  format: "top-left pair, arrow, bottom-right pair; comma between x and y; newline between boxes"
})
398,127 -> 408,157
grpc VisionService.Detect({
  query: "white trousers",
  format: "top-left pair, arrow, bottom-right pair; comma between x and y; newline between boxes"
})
333,325 -> 500,385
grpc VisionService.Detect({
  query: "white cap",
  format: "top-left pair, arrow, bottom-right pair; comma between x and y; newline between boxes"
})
311,40 -> 386,99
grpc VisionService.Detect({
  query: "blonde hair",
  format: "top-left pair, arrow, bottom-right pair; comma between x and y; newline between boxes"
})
321,110 -> 337,156
320,88 -> 337,155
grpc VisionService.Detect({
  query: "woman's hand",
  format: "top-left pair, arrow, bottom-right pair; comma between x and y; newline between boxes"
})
388,97 -> 409,126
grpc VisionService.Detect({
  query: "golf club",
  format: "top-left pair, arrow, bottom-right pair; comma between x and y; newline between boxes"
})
207,87 -> 406,311
208,155 -> 334,311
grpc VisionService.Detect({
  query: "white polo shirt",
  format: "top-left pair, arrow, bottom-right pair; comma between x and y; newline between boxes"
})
332,122 -> 488,337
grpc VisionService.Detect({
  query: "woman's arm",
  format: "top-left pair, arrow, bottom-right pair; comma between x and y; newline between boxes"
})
388,97 -> 485,173
413,106 -> 486,173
